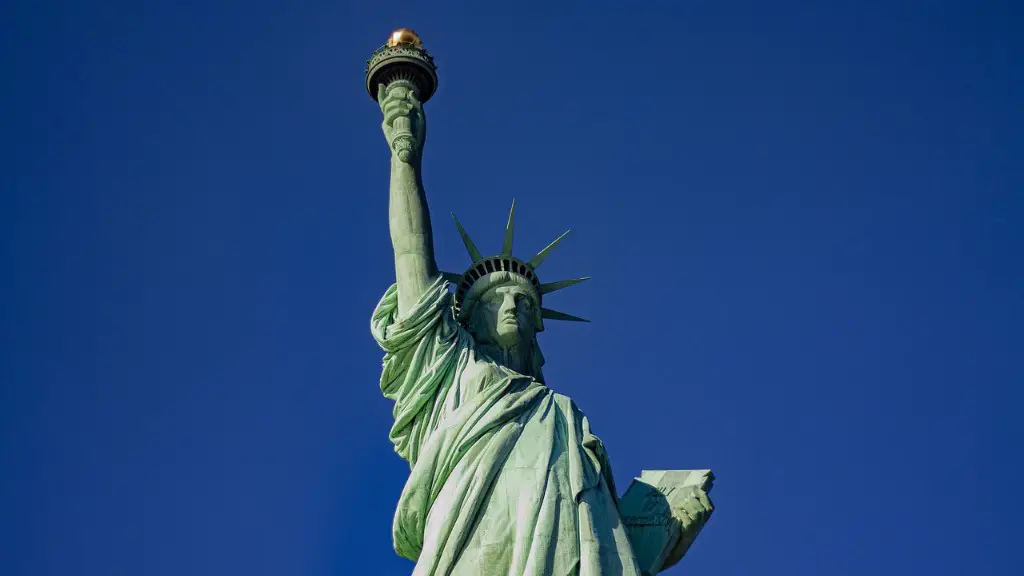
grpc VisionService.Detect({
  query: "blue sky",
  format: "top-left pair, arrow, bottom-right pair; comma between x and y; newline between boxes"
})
2,1 -> 1021,574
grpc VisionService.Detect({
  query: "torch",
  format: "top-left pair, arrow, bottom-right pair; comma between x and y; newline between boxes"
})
365,29 -> 439,161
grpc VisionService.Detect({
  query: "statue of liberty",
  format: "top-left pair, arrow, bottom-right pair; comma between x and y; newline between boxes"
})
366,30 -> 714,576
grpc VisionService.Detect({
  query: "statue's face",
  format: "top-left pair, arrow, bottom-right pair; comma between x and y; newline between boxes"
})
470,283 -> 538,348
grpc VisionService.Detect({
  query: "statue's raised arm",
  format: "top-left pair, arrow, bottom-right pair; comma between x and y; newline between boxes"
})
377,80 -> 438,316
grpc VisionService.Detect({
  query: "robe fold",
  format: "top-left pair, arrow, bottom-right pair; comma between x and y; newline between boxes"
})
371,278 -> 642,576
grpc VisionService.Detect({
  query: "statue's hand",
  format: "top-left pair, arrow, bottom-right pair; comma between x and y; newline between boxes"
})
377,82 -> 426,163
663,488 -> 714,568
674,487 -> 713,535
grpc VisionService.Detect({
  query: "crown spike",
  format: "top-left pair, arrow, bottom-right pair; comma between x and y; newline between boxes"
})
527,229 -> 571,269
541,308 -> 590,323
539,276 -> 591,295
501,199 -> 516,256
451,213 -> 483,262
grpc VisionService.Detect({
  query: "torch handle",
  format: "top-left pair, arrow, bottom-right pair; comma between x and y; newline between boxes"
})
391,115 -> 415,162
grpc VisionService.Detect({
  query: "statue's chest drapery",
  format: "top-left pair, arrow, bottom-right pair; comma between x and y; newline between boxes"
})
449,389 -> 588,575
446,355 -> 606,504
421,357 -> 629,575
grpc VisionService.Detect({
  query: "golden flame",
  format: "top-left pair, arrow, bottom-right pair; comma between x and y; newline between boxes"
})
387,28 -> 422,48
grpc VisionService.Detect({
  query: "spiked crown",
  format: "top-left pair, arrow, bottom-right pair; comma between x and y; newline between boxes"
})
442,201 -> 590,326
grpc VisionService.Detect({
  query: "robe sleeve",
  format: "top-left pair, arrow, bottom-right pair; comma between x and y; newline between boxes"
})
370,277 -> 468,466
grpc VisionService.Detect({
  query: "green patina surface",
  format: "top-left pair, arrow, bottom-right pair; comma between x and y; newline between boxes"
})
369,40 -> 714,575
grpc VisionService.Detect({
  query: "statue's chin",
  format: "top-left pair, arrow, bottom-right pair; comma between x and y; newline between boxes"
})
492,337 -> 520,349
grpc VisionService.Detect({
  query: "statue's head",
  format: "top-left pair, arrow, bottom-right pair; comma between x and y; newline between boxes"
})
460,271 -> 543,348
444,201 -> 592,379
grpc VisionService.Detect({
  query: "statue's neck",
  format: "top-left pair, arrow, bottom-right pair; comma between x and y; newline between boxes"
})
478,343 -> 534,378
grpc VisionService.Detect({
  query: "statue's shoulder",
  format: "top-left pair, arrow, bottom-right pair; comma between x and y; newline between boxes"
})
549,391 -> 583,414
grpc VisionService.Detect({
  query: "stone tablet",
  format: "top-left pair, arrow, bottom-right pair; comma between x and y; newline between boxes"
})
619,470 -> 715,575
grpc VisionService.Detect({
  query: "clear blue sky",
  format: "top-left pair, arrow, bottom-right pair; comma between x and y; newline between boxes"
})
2,1 -> 1021,574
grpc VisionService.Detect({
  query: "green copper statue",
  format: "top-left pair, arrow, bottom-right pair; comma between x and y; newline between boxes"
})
366,29 -> 714,576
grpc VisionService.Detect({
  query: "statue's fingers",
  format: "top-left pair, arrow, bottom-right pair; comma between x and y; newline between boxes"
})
692,496 -> 710,521
675,504 -> 695,523
390,99 -> 413,114
682,507 -> 697,526
696,490 -> 714,514
377,83 -> 387,108
381,98 -> 405,116
408,89 -> 422,109
415,107 -> 427,142
383,102 -> 412,125
682,497 -> 702,520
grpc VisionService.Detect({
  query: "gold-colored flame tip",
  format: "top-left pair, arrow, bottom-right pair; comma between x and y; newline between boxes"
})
387,28 -> 422,48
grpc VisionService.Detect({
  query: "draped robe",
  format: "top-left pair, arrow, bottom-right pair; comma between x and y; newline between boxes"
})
371,278 -> 643,576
